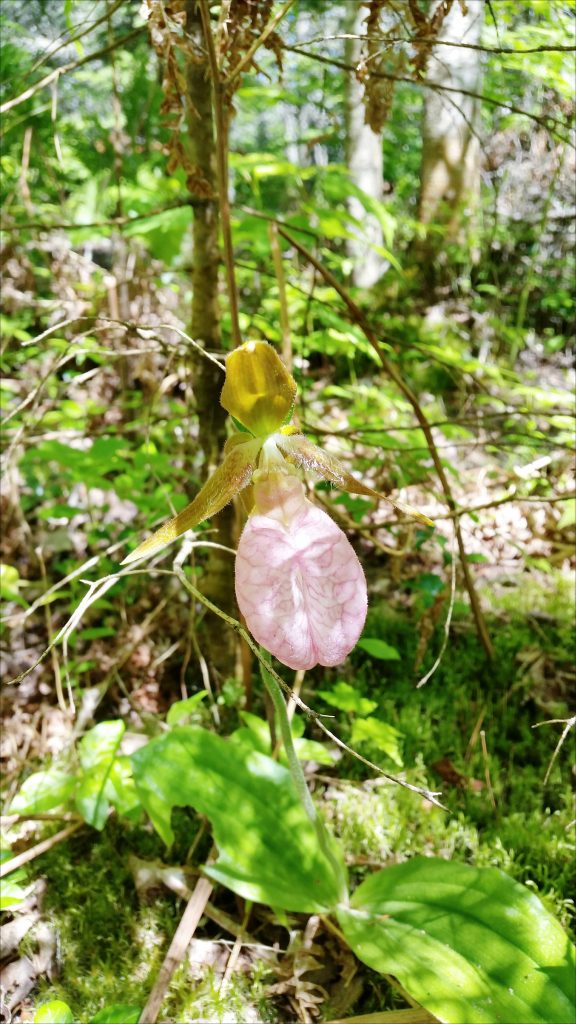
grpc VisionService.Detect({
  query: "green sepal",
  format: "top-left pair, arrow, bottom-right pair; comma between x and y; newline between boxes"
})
122,436 -> 263,564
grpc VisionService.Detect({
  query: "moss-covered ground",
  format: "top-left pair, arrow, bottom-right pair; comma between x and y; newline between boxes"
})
19,570 -> 573,1023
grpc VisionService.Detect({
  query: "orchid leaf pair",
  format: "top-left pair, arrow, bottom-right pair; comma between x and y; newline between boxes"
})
123,341 -> 432,669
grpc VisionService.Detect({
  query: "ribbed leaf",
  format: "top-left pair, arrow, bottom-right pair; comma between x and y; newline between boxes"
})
131,726 -> 346,913
276,434 -> 433,527
75,720 -> 125,830
9,767 -> 75,814
337,857 -> 575,1024
122,436 -> 263,564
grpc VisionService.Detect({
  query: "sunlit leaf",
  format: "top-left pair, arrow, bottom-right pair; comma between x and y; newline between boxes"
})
9,768 -> 76,815
357,638 -> 401,660
131,726 -> 346,912
33,1002 -> 75,1024
317,681 -> 378,716
350,718 -> 404,766
338,858 -> 576,1024
166,692 -> 208,726
75,721 -> 125,830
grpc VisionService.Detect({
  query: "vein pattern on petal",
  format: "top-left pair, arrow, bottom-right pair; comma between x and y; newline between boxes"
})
235,474 -> 367,670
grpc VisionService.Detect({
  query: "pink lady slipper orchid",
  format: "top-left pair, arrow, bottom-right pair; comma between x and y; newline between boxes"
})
123,341 -> 431,670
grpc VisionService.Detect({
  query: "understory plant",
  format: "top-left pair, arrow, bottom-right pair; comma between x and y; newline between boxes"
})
3,345 -> 574,1024
116,341 -> 574,1024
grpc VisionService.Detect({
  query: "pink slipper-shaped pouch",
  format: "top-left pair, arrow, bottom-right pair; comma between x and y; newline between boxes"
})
235,472 -> 367,670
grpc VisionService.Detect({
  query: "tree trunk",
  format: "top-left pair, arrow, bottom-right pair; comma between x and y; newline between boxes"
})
419,0 -> 485,244
185,0 -> 236,681
345,1 -> 386,289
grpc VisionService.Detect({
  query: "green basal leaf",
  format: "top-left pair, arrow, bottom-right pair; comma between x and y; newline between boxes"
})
131,726 -> 346,913
106,757 -> 141,818
337,858 -> 576,1024
0,877 -> 30,910
33,1001 -> 75,1024
231,713 -> 336,767
357,638 -> 401,661
0,562 -> 26,602
166,692 -> 208,726
293,737 -> 337,766
9,768 -> 76,815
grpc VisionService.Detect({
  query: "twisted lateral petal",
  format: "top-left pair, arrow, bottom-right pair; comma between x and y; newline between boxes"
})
235,473 -> 367,670
122,436 -> 263,564
276,433 -> 433,527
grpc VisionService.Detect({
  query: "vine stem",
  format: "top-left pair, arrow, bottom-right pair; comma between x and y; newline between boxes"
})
258,647 -> 348,902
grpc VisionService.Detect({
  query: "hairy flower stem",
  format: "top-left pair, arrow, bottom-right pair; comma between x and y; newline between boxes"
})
259,648 -> 347,901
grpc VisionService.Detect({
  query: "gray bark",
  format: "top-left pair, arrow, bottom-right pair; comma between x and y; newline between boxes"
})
346,1 -> 386,289
419,0 -> 485,240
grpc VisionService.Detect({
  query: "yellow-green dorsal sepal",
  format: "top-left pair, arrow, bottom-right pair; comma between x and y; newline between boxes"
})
220,341 -> 297,436
121,435 -> 264,565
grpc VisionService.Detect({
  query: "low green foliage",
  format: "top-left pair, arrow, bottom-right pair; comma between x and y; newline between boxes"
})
339,859 -> 575,1024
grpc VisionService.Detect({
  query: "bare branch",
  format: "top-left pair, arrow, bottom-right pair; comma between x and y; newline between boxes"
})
276,225 -> 495,660
0,26 -> 147,116
282,44 -> 575,146
300,31 -> 576,55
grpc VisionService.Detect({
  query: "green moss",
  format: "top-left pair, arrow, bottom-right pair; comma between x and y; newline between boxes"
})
320,590 -> 575,937
21,578 -> 575,1021
34,822 -> 178,1019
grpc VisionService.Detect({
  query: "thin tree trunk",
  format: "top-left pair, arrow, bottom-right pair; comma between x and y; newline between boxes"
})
185,0 -> 235,680
345,1 -> 385,289
419,0 -> 485,243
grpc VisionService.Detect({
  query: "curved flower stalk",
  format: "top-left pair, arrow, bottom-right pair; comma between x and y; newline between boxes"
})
123,341 -> 432,669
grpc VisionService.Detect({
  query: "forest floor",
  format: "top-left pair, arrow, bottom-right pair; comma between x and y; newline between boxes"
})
1,236 -> 574,1023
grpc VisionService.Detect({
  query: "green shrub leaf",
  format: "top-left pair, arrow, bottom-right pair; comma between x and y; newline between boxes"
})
350,718 -> 404,766
9,768 -> 76,815
317,681 -> 378,716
